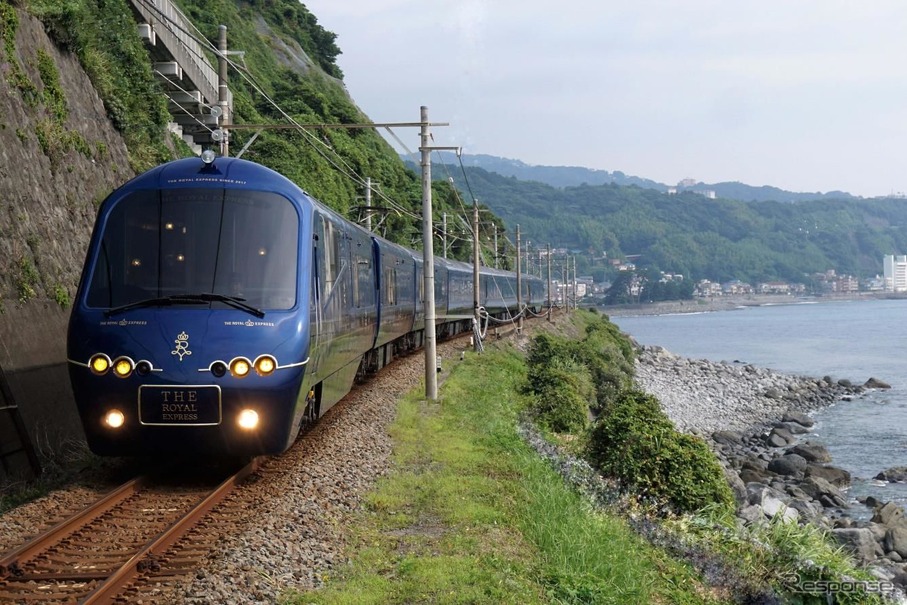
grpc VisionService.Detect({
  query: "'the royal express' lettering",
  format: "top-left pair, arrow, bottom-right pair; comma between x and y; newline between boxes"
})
159,390 -> 198,404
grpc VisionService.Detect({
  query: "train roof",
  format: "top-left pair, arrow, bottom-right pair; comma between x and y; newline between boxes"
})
115,156 -> 310,201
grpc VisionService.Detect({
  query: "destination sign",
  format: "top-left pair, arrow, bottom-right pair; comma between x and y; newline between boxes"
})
138,385 -> 221,426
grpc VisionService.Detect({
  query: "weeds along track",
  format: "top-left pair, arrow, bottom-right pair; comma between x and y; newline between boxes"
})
0,459 -> 260,603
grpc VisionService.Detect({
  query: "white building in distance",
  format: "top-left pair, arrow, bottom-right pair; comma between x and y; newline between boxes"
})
883,255 -> 907,292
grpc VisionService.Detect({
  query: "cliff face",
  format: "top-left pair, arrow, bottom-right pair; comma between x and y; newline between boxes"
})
1,7 -> 132,309
0,7 -> 134,457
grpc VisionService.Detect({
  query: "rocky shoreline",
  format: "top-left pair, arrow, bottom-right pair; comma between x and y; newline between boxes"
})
633,344 -> 907,592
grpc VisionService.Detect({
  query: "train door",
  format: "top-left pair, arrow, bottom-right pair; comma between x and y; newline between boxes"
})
310,213 -> 347,374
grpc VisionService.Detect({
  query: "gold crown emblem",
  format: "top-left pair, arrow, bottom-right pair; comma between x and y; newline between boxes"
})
176,331 -> 189,341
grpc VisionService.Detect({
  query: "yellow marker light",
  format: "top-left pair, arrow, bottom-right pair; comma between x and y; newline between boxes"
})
112,357 -> 134,378
255,355 -> 277,376
90,354 -> 110,375
104,409 -> 125,429
237,409 -> 259,430
231,358 -> 251,378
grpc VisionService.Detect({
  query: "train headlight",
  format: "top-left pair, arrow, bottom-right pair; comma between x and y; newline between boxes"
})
230,358 -> 251,378
237,409 -> 259,430
90,354 -> 111,376
254,355 -> 277,377
104,409 -> 125,429
211,361 -> 227,378
112,357 -> 135,378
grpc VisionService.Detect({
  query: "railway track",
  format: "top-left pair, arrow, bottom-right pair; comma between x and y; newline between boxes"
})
0,458 -> 260,604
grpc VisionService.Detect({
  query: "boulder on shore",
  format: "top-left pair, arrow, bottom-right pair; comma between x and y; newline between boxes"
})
876,467 -> 907,483
864,377 -> 892,389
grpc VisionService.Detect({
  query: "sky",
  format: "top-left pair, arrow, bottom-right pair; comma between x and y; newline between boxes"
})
301,1 -> 907,198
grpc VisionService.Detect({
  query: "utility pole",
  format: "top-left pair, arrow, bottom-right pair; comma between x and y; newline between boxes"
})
442,212 -> 448,258
546,243 -> 552,322
217,26 -> 231,156
365,177 -> 372,232
493,224 -> 498,269
516,225 -> 523,332
418,108 -> 458,399
473,199 -> 481,349
524,242 -> 530,277
561,262 -> 566,309
420,106 -> 438,401
572,256 -> 578,310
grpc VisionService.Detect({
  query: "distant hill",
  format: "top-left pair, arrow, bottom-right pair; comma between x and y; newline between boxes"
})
420,152 -> 860,203
407,159 -> 907,285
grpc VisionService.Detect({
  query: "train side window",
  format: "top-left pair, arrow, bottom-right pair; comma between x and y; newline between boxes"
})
356,257 -> 372,308
351,251 -> 359,307
383,267 -> 396,305
319,216 -> 343,307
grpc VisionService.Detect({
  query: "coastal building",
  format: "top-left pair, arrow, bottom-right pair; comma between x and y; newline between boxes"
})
695,279 -> 722,297
865,275 -> 885,292
757,282 -> 791,295
883,255 -> 907,292
721,280 -> 754,296
833,274 -> 859,293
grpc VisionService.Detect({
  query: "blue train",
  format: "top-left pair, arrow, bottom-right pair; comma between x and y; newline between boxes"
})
67,155 -> 545,456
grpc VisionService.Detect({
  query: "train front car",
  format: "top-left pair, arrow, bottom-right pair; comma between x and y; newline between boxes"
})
67,156 -> 312,457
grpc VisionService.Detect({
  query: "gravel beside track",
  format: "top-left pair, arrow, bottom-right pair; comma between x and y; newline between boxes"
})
0,486 -> 111,553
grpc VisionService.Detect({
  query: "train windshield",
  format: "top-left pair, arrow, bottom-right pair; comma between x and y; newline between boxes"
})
86,188 -> 299,311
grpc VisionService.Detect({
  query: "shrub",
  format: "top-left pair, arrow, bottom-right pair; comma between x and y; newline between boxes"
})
574,331 -> 635,409
15,257 -> 40,303
52,284 -> 70,308
529,357 -> 593,433
526,332 -> 576,392
525,315 -> 639,429
587,389 -> 734,516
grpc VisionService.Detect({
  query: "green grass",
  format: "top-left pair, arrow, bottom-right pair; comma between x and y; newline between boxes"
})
282,346 -> 729,605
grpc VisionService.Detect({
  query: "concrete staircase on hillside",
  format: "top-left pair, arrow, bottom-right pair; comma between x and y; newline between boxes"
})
129,0 -> 232,153
167,122 -> 202,155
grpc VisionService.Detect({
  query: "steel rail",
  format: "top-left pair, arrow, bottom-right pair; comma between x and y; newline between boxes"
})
0,476 -> 146,576
80,457 -> 261,604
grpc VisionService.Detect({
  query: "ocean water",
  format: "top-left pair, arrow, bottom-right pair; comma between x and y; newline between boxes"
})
610,298 -> 907,517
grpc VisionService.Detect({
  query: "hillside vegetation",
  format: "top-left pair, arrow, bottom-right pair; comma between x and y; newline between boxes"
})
440,165 -> 907,284
15,0 -> 503,266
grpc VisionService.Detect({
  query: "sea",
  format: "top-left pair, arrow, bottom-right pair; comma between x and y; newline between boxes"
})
610,297 -> 907,519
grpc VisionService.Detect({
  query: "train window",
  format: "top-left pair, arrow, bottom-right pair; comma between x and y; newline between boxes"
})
383,267 -> 396,305
318,217 -> 339,305
350,252 -> 359,307
356,257 -> 373,308
86,189 -> 299,310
